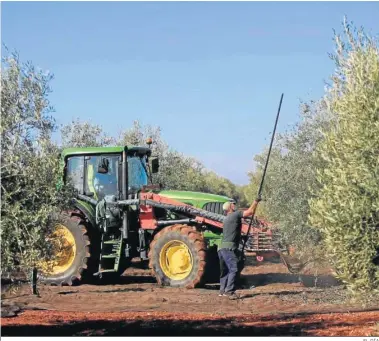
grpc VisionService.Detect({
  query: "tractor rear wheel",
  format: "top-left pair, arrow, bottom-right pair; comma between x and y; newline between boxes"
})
148,224 -> 207,288
38,213 -> 98,286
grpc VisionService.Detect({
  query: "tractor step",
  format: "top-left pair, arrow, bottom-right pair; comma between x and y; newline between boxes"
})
101,254 -> 118,259
93,269 -> 118,276
103,240 -> 120,244
98,235 -> 123,273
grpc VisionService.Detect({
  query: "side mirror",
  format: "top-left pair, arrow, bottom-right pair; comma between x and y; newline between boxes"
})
98,157 -> 110,174
151,157 -> 159,174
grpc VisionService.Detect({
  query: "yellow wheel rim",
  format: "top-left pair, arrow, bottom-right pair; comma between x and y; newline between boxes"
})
159,240 -> 193,280
40,224 -> 77,275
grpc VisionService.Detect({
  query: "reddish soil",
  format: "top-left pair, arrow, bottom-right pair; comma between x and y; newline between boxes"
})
2,258 -> 379,336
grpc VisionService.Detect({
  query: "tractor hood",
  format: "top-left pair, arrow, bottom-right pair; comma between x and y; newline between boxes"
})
157,190 -> 234,210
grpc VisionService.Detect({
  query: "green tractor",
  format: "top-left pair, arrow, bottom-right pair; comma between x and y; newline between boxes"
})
39,143 -> 283,288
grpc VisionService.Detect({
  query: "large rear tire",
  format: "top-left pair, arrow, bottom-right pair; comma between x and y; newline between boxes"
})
39,213 -> 98,286
148,224 -> 207,288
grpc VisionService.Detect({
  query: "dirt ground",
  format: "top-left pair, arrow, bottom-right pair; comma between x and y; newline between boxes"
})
2,257 -> 379,336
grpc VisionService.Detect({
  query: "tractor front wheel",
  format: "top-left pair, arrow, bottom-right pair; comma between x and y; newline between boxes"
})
148,224 -> 207,288
38,213 -> 97,286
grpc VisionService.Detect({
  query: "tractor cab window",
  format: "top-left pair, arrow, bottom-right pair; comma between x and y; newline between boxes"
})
128,155 -> 148,192
85,155 -> 120,200
66,156 -> 84,193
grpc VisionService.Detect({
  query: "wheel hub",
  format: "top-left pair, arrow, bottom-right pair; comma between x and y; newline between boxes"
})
40,224 -> 77,275
159,240 -> 193,280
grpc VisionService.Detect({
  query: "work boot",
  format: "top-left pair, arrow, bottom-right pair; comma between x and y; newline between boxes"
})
226,292 -> 240,300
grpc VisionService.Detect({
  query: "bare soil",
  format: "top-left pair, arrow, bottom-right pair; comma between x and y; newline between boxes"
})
2,257 -> 379,336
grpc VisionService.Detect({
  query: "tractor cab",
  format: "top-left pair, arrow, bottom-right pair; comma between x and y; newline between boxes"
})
61,146 -> 159,201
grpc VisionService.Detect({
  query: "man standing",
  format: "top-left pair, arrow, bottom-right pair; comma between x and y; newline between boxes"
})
218,199 -> 259,300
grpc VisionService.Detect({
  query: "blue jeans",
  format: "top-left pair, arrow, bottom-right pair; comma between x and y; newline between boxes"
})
218,248 -> 238,294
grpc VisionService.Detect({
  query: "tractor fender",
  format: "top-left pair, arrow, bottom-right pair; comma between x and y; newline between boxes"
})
148,224 -> 182,239
147,221 -> 200,245
73,201 -> 98,231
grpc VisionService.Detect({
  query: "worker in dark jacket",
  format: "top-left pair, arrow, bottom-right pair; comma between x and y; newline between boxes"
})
218,200 -> 259,300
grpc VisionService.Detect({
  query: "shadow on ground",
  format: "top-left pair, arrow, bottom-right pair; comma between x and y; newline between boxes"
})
241,273 -> 342,288
1,311 -> 366,336
76,271 -> 341,291
98,275 -> 157,286
57,287 -> 146,295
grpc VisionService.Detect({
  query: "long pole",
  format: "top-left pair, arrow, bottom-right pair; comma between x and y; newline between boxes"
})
241,93 -> 284,253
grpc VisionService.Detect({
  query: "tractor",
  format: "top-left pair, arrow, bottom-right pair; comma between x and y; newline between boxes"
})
39,143 -> 295,288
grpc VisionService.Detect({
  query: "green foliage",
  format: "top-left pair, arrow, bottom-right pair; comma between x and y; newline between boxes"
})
201,171 -> 248,206
1,51 -> 72,275
309,19 -> 379,293
60,118 -> 114,148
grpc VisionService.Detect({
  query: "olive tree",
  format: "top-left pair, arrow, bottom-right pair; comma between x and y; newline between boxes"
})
60,118 -> 114,148
309,20 -> 379,293
1,51 -> 71,276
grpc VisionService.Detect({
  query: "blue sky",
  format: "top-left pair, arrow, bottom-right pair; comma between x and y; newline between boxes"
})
2,1 -> 378,185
